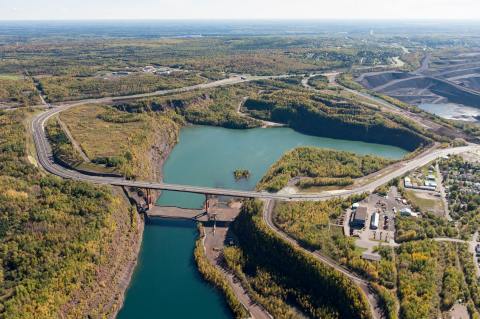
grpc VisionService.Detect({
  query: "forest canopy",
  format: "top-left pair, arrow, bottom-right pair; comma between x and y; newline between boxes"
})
258,147 -> 392,192
0,110 -> 135,318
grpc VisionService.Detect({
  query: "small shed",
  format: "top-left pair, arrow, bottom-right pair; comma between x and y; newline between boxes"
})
404,177 -> 412,188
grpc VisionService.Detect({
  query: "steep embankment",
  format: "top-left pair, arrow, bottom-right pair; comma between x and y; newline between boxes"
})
44,104 -> 182,316
0,109 -> 142,318
58,104 -> 180,181
112,85 -> 262,129
360,71 -> 480,109
244,89 -> 429,151
358,71 -> 412,89
231,199 -> 372,319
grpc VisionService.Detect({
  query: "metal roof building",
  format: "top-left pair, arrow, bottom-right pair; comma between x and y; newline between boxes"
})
351,206 -> 367,228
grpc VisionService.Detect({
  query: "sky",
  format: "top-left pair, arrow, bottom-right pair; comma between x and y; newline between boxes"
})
1,0 -> 480,20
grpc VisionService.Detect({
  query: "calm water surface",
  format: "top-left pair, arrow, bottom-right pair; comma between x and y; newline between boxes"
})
158,126 -> 407,208
419,103 -> 480,122
117,218 -> 231,319
118,125 -> 408,318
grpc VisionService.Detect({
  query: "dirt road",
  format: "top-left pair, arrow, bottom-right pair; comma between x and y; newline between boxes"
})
202,204 -> 272,319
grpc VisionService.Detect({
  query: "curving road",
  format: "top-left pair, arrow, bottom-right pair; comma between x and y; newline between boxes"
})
53,74 -> 290,106
29,73 -> 480,319
32,103 -> 477,200
262,199 -> 384,319
31,76 -> 479,201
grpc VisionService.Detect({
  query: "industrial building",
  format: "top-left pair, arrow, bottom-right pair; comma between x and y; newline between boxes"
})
351,206 -> 367,228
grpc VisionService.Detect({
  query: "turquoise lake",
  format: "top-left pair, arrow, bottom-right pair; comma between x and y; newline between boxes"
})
117,125 -> 408,318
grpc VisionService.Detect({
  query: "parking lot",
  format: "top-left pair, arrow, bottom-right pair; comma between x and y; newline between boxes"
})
347,187 -> 413,256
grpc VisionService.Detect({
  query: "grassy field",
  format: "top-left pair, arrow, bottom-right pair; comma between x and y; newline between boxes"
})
404,189 -> 445,216
46,117 -> 123,175
59,104 -> 179,179
0,74 -> 23,80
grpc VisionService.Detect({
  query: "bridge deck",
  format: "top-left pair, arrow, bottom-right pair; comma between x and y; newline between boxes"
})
30,82 -> 479,202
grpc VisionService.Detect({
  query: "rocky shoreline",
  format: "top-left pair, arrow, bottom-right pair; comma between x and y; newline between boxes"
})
58,188 -> 145,318
106,190 -> 145,319
108,120 -> 180,318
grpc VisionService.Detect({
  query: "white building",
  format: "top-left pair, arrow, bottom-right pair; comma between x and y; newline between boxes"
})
370,212 -> 379,230
404,177 -> 412,188
424,180 -> 437,188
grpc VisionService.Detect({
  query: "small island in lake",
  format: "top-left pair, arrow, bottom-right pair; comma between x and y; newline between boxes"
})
233,169 -> 251,180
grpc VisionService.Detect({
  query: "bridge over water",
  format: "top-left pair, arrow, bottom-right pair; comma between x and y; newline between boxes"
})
31,79 -> 479,204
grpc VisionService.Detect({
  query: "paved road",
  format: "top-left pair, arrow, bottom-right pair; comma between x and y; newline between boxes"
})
14,74 -> 290,112
263,199 -> 480,319
32,89 -> 479,201
30,71 -> 479,201
32,104 -> 478,200
262,199 -> 385,319
29,72 -> 480,319
56,74 -> 290,106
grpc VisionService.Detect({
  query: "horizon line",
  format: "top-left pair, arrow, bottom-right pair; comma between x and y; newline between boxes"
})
1,18 -> 480,22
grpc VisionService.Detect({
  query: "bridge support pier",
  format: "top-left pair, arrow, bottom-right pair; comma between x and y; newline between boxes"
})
205,194 -> 210,214
146,188 -> 153,210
